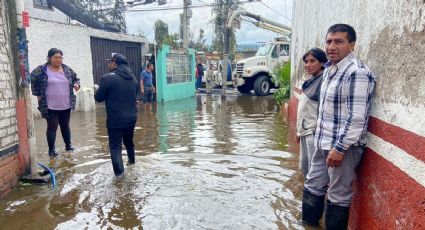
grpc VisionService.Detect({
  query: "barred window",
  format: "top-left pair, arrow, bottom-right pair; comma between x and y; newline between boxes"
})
166,53 -> 193,85
33,0 -> 52,9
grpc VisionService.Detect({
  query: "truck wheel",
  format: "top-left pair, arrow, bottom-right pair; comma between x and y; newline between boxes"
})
254,75 -> 270,96
237,84 -> 251,94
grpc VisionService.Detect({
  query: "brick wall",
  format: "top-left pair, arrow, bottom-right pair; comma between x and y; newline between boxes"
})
0,1 -> 21,198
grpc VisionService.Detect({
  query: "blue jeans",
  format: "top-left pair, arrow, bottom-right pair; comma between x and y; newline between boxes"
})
196,75 -> 203,89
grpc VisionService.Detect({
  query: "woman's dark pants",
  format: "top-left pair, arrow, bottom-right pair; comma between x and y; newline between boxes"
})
46,109 -> 72,155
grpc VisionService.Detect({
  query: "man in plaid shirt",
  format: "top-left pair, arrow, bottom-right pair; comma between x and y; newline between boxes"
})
301,24 -> 376,229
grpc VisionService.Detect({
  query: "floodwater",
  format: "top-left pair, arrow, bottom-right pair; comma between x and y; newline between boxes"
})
0,92 -> 311,229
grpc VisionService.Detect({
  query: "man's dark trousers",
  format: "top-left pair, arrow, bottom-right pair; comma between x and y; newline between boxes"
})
107,125 -> 136,176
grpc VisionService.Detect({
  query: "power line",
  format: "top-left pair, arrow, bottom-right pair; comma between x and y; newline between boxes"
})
259,1 -> 291,22
126,3 -> 213,11
126,0 -> 259,12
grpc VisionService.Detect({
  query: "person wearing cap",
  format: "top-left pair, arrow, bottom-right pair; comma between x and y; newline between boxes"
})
94,53 -> 139,176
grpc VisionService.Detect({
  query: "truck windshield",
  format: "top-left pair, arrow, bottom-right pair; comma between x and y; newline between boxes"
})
255,43 -> 273,56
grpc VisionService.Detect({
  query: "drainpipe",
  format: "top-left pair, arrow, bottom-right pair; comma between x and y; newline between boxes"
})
16,0 -> 38,176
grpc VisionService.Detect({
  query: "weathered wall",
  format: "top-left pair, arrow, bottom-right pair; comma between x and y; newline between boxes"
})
0,1 -> 23,197
290,0 -> 425,229
24,0 -> 69,24
26,18 -> 146,115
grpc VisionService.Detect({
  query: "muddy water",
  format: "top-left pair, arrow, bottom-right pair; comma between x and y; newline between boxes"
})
0,94 -> 309,229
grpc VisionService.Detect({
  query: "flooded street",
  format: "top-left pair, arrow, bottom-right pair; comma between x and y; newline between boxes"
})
0,93 -> 307,229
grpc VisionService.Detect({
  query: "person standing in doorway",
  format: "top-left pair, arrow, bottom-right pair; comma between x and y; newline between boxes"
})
140,63 -> 156,111
296,48 -> 327,178
31,48 -> 80,157
301,24 -> 376,229
195,58 -> 204,92
95,53 -> 138,176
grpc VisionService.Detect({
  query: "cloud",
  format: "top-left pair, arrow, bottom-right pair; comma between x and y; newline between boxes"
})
125,0 -> 292,45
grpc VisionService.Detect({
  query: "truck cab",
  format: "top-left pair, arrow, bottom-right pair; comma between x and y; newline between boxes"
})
234,36 -> 290,96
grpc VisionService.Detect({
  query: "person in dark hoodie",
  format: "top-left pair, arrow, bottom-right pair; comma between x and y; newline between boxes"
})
95,53 -> 138,176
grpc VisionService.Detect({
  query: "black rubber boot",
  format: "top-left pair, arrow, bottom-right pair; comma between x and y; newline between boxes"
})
325,200 -> 350,230
302,188 -> 325,227
47,131 -> 58,157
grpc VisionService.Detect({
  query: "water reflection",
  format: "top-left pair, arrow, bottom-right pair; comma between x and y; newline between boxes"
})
0,93 -> 308,229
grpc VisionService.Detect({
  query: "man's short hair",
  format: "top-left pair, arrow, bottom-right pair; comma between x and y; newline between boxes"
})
147,63 -> 153,68
327,24 -> 357,43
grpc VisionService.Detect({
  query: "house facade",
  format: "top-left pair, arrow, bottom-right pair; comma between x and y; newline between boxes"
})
24,0 -> 147,114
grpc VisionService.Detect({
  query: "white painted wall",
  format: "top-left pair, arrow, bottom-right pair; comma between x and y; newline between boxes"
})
0,1 -> 19,148
24,0 -> 68,23
290,0 -> 425,136
26,18 -> 146,115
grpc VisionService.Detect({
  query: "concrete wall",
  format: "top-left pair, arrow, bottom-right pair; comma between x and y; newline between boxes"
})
289,1 -> 425,229
24,0 -> 69,23
156,45 -> 196,102
26,18 -> 146,115
0,1 -> 25,198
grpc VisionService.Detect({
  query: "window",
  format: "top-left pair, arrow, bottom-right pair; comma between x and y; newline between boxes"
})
166,53 -> 193,84
33,0 -> 53,9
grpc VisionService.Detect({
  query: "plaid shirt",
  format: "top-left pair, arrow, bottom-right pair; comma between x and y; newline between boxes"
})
314,53 -> 376,153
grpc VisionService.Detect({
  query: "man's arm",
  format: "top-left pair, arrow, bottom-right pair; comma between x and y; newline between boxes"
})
140,72 -> 145,95
327,69 -> 375,167
94,75 -> 108,102
335,68 -> 376,153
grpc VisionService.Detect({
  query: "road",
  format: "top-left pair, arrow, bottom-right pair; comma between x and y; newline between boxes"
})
0,92 -> 310,229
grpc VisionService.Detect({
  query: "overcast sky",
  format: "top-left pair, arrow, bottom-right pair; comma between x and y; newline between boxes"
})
124,0 -> 293,45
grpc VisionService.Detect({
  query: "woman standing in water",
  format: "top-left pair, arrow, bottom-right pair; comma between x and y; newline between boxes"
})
31,48 -> 80,156
296,48 -> 327,178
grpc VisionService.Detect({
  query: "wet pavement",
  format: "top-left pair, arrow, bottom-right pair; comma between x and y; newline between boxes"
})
0,92 -> 311,229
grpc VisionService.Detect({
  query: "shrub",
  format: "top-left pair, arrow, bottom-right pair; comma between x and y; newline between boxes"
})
273,60 -> 291,105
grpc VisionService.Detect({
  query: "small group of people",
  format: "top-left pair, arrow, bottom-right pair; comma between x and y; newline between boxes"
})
296,24 -> 376,229
31,22 -> 376,228
31,49 -> 155,176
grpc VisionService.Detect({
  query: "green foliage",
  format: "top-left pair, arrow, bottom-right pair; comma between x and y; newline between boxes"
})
190,29 -> 208,52
154,20 -> 179,49
72,0 -> 126,32
211,0 -> 237,59
273,60 -> 291,105
154,20 -> 169,48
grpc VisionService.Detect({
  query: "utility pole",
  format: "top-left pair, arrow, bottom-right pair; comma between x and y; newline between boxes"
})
15,0 -> 38,177
222,0 -> 231,97
181,0 -> 192,49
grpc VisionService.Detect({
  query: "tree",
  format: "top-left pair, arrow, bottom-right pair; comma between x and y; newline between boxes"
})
66,0 -> 127,32
154,20 -> 169,48
191,28 -> 207,51
211,0 -> 237,60
154,20 -> 180,49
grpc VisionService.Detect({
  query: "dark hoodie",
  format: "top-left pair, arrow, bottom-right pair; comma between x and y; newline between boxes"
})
95,64 -> 138,128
